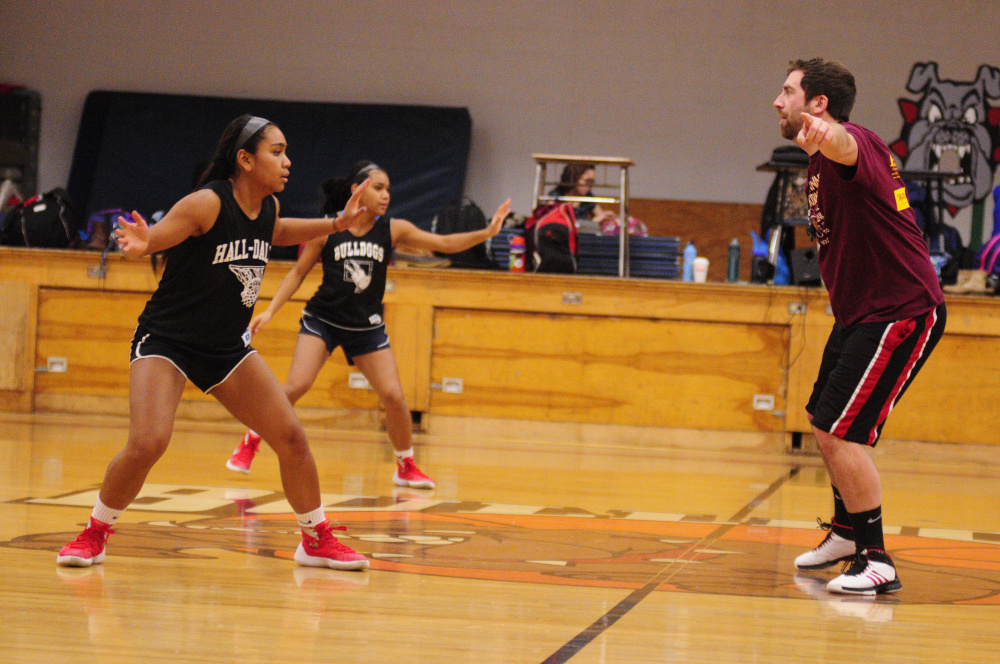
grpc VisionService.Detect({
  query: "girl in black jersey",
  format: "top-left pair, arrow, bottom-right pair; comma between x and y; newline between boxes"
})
226,161 -> 510,488
57,115 -> 374,571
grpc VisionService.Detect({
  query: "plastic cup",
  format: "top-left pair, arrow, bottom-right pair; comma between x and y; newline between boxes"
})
692,257 -> 709,283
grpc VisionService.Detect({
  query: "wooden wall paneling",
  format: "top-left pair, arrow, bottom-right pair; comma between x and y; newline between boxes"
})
0,282 -> 38,411
34,289 -> 155,402
256,259 -> 323,301
411,303 -> 435,413
628,198 -> 764,282
381,300 -> 434,413
249,298 -> 381,412
879,332 -> 1000,445
8,249 -> 1000,447
0,247 -> 310,296
783,293 -> 1000,446
390,268 -> 813,326
783,292 -> 833,434
429,309 -> 787,431
0,248 -> 161,292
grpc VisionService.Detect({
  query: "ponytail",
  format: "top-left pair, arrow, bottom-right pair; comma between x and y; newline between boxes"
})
319,176 -> 351,216
318,160 -> 384,215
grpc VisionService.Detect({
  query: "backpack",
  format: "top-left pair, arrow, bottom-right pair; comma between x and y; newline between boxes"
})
82,208 -> 134,251
927,222 -> 964,285
524,202 -> 578,273
430,197 -> 498,269
1,188 -> 79,248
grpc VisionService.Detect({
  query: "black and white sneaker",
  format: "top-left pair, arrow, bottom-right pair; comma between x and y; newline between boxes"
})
794,521 -> 856,570
827,548 -> 902,595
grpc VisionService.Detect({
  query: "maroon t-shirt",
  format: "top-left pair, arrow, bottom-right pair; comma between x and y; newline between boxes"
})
807,122 -> 943,328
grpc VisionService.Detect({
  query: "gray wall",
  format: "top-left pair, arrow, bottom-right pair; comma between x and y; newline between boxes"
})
2,0 -> 997,241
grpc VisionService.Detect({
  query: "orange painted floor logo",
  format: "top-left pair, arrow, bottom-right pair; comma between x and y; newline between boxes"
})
5,485 -> 999,605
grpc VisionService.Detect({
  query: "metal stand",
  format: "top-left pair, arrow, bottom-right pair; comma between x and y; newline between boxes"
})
755,161 -> 807,281
897,169 -> 963,241
531,154 -> 634,277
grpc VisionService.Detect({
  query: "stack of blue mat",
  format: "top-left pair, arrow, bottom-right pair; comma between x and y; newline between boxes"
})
489,230 -> 680,279
577,234 -> 680,279
488,229 -> 518,269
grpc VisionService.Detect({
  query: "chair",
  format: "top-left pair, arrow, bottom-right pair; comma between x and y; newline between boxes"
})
531,154 -> 634,277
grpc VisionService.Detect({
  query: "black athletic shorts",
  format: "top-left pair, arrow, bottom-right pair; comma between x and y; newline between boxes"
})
298,313 -> 390,365
806,303 -> 946,446
129,324 -> 256,393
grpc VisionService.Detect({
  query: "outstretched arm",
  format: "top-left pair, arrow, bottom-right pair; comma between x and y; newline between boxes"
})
272,179 -> 370,246
391,199 -> 511,253
591,203 -> 616,223
796,113 -> 858,166
248,236 -> 324,336
115,189 -> 218,258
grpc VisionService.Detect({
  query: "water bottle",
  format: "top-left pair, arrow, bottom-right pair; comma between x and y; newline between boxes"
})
682,241 -> 696,281
726,237 -> 741,282
508,234 -> 526,272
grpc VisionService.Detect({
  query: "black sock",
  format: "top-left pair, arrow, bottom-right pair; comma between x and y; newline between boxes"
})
831,486 -> 853,540
848,505 -> 885,553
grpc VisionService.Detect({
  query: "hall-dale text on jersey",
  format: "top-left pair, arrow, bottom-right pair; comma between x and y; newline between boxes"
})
211,238 -> 271,265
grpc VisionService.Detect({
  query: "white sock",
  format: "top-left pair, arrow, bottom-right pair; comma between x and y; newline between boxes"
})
91,497 -> 124,526
394,448 -> 414,461
296,507 -> 327,536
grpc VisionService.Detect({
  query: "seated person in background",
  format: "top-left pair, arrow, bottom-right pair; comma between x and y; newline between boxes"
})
551,163 -> 616,231
550,163 -> 646,236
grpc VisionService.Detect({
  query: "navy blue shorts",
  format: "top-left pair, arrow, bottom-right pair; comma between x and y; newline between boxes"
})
298,313 -> 390,365
806,303 -> 945,446
129,324 -> 256,393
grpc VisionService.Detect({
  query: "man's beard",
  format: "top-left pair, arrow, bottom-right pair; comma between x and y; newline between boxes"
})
780,112 -> 802,140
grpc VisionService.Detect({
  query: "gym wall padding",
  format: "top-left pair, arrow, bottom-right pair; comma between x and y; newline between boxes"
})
67,90 -> 471,228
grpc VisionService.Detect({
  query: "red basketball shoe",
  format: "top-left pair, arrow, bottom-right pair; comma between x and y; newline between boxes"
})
393,456 -> 435,489
57,517 -> 115,567
294,521 -> 369,571
226,430 -> 261,474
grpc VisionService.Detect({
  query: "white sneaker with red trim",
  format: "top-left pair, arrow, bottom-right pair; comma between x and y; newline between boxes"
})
827,548 -> 902,595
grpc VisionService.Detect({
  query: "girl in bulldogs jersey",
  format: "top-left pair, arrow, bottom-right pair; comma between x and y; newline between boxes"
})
58,116 -> 374,572
227,161 -> 510,489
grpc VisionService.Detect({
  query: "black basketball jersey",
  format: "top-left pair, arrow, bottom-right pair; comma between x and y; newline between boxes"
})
137,180 -> 275,351
304,215 -> 392,330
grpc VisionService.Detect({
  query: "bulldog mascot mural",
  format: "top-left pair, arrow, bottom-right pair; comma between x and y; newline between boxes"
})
890,62 -> 1000,218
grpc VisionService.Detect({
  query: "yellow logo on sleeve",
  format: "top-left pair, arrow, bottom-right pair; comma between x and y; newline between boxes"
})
894,187 -> 911,212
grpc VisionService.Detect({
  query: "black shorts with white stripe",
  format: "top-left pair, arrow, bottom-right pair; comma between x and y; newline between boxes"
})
806,303 -> 946,446
129,323 -> 256,393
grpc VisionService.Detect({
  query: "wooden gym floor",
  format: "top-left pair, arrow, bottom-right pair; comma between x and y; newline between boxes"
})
1,413 -> 999,663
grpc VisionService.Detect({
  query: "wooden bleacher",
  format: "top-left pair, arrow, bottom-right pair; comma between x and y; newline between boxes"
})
2,245 -> 998,449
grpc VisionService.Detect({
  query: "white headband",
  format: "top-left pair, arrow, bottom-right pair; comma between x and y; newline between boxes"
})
234,116 -> 271,155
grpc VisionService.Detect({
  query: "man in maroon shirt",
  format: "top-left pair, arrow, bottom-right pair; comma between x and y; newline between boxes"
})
774,59 -> 946,595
